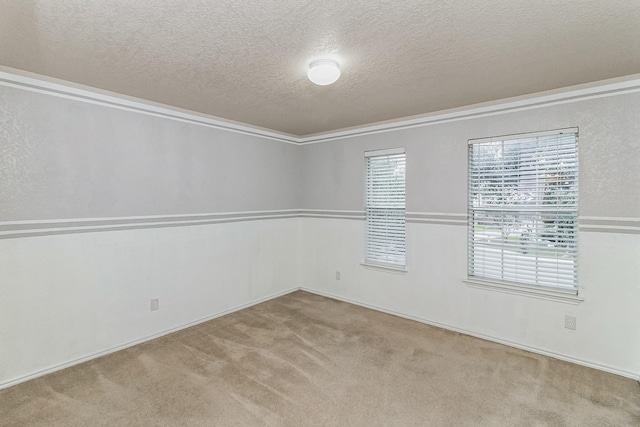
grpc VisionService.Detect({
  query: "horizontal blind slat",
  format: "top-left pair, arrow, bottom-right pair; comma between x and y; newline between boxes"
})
468,131 -> 578,292
366,152 -> 406,267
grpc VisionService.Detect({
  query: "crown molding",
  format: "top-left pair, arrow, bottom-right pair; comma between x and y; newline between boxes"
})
0,66 -> 301,144
2,66 -> 639,145
298,74 -> 640,144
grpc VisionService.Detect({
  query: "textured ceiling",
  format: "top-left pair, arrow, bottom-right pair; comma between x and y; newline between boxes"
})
1,0 -> 640,136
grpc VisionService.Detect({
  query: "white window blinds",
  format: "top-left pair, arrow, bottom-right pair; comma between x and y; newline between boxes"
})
365,148 -> 406,268
468,129 -> 578,292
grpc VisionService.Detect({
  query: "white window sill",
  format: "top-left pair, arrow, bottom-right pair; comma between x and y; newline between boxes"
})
361,262 -> 407,274
463,278 -> 583,305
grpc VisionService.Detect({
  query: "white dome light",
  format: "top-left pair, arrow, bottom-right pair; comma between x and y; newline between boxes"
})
307,59 -> 341,86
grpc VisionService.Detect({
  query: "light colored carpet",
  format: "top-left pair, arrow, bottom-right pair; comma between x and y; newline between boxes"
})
1,291 -> 638,426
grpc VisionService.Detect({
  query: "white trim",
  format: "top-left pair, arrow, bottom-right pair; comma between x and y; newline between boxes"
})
299,288 -> 638,381
298,74 -> 640,144
579,215 -> 640,222
0,210 -> 303,239
297,210 -> 365,221
2,212 -> 637,239
578,217 -> 640,234
579,225 -> 640,234
0,287 -> 300,391
468,127 -> 578,144
406,218 -> 466,225
364,147 -> 405,157
297,209 -> 364,215
299,214 -> 364,220
3,286 -> 637,389
464,279 -> 583,305
0,215 -> 299,238
297,209 -> 365,220
360,262 -> 408,274
0,66 -> 299,145
580,225 -> 640,231
406,212 -> 467,217
0,209 -> 301,226
405,212 -> 467,226
2,66 -> 640,145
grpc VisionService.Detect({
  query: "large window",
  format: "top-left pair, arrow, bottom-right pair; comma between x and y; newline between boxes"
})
468,129 -> 578,293
365,148 -> 406,269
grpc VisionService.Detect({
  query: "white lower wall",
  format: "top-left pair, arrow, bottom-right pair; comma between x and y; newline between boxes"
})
2,215 -> 637,388
0,218 -> 301,388
299,217 -> 640,379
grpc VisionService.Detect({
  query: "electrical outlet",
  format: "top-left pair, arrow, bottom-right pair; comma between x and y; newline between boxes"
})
336,271 -> 341,280
564,315 -> 576,330
150,298 -> 159,311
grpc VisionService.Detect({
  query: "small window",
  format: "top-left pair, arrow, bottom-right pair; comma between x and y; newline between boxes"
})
468,128 -> 578,293
365,148 -> 406,269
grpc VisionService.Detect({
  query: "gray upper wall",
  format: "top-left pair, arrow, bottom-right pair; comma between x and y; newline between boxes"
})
300,92 -> 640,218
2,84 -> 639,221
0,85 -> 301,221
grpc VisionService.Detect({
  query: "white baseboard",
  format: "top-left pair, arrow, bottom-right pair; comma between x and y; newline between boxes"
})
3,285 -> 637,391
300,287 -> 640,381
0,287 -> 300,390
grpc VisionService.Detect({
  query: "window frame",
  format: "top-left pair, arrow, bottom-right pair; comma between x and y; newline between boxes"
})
363,147 -> 407,271
466,128 -> 579,297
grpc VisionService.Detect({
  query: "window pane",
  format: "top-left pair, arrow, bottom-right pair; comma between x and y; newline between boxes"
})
365,150 -> 406,268
468,131 -> 578,292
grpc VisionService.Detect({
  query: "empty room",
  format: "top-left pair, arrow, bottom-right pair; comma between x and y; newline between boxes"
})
1,1 -> 639,425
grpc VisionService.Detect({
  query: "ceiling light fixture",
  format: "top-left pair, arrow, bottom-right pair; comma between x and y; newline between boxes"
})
307,59 -> 341,86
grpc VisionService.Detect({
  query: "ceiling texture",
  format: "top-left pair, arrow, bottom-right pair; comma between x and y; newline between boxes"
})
1,0 -> 640,136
